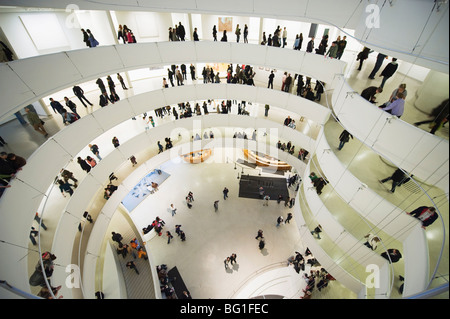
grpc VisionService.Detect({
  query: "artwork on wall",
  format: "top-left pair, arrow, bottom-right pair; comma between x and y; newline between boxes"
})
121,169 -> 170,212
208,62 -> 229,73
218,17 -> 232,32
19,13 -> 69,50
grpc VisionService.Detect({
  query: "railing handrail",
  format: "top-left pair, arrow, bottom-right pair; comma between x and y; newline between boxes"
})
0,43 -> 444,299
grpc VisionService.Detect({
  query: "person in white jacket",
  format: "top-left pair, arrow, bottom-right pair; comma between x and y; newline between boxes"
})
364,233 -> 381,250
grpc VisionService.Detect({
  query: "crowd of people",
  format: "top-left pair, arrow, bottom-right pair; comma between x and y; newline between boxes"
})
73,21 -> 446,140
4,22 -> 443,300
285,248 -> 335,299
29,251 -> 63,299
85,19 -> 351,62
301,266 -> 334,299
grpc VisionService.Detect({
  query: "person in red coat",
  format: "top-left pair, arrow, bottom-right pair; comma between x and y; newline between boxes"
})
408,206 -> 439,229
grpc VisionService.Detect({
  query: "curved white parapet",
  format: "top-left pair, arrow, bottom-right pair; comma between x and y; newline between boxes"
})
0,80 -> 325,296
297,176 -> 392,299
232,264 -> 306,299
80,138 -> 299,297
402,225 -> 429,297
0,41 -> 345,120
302,160 -> 389,278
293,188 -> 366,297
314,128 -> 422,241
1,83 -> 324,241
313,129 -> 430,297
81,137 -> 380,298
1,0 -> 447,72
0,41 -> 445,298
332,75 -> 449,192
1,41 -> 445,192
55,121 -> 311,297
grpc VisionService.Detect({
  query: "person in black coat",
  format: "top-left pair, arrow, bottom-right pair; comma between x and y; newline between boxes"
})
0,152 -> 17,179
414,99 -> 449,135
304,87 -> 315,101
379,168 -> 409,193
81,29 -> 91,48
77,156 -> 91,173
338,130 -> 353,150
221,30 -> 227,42
99,92 -> 113,107
117,25 -> 126,44
193,28 -> 199,41
407,206 -> 439,229
336,36 -> 347,59
96,78 -> 107,94
212,25 -> 217,41
314,80 -> 325,101
313,177 -> 328,195
106,75 -> 116,95
356,47 -> 371,70
72,85 -> 93,107
315,35 -> 328,55
306,37 -> 314,53
379,58 -> 398,88
381,249 -> 402,263
272,32 -> 280,47
64,97 -> 80,118
361,86 -> 383,103
177,22 -> 186,41
258,238 -> 265,250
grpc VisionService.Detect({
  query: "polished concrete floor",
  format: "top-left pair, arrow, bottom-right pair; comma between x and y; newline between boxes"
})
1,46 -> 447,299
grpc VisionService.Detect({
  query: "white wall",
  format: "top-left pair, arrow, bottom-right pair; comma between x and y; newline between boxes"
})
354,0 -> 449,74
0,0 -> 448,71
332,75 -> 449,192
201,14 -> 252,42
111,11 -> 173,43
233,266 -> 306,299
102,242 -> 126,299
0,10 -> 85,58
191,13 -> 203,39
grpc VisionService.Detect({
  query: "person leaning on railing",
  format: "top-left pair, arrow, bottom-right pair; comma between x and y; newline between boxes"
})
407,206 -> 439,229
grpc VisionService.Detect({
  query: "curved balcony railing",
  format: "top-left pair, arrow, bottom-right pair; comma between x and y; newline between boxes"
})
1,0 -> 447,72
0,41 -> 344,121
0,42 -> 447,299
327,76 -> 447,294
1,42 -> 445,189
296,174 -> 393,298
46,116 -> 313,298
331,74 -> 449,191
